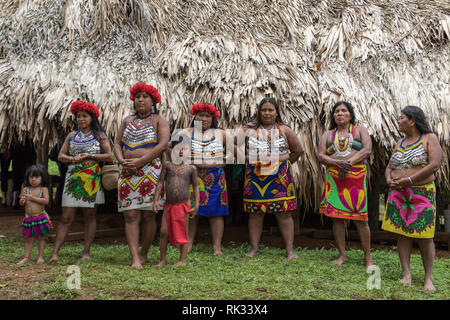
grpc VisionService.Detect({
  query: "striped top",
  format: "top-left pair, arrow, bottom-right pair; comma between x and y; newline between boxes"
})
191,129 -> 224,163
69,130 -> 101,156
247,123 -> 289,159
121,115 -> 158,150
391,134 -> 428,170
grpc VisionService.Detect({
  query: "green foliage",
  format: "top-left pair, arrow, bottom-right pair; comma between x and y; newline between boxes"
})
0,239 -> 449,300
48,160 -> 60,176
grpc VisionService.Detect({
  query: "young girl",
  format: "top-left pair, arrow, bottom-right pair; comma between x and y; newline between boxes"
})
17,164 -> 52,265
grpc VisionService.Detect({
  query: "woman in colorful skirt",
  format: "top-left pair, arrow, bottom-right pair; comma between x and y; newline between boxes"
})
318,101 -> 373,267
238,97 -> 303,259
382,106 -> 442,291
114,83 -> 170,269
174,103 -> 229,256
50,101 -> 113,262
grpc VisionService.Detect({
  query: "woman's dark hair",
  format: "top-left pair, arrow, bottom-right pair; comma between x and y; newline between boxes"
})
190,103 -> 219,129
401,106 -> 432,134
83,112 -> 106,142
250,97 -> 285,128
329,101 -> 356,130
24,164 -> 48,187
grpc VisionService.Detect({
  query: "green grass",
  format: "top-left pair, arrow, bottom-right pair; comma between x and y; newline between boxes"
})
0,238 -> 449,300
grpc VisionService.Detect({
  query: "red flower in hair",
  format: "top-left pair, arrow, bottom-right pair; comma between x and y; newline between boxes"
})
190,103 -> 220,118
70,100 -> 100,118
129,82 -> 161,104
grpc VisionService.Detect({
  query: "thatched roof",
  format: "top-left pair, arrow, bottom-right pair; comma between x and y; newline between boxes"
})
0,0 -> 449,210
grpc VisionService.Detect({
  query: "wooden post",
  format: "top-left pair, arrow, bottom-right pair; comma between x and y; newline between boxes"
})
368,172 -> 381,231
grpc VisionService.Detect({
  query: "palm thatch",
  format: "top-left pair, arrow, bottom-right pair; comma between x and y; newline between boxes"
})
0,0 -> 449,211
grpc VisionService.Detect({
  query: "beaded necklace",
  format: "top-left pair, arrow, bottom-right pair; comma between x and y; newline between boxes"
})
190,128 -> 224,162
121,114 -> 158,150
332,124 -> 354,158
69,130 -> 101,156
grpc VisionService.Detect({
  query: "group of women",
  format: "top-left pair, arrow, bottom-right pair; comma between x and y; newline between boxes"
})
50,82 -> 443,291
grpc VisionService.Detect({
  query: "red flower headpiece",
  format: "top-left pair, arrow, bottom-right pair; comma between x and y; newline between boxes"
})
129,82 -> 161,104
70,100 -> 100,118
190,103 -> 220,118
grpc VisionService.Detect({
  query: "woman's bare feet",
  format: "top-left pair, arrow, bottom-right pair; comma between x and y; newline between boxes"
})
245,248 -> 258,258
213,249 -> 224,256
399,273 -> 412,286
331,255 -> 347,265
130,261 -> 143,270
287,250 -> 299,259
127,255 -> 147,266
48,255 -> 59,263
174,261 -> 186,267
81,253 -> 91,261
36,257 -> 45,264
17,257 -> 29,265
424,277 -> 436,291
154,260 -> 167,269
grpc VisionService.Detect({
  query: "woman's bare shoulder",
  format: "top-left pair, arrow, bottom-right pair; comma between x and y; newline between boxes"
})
121,115 -> 135,125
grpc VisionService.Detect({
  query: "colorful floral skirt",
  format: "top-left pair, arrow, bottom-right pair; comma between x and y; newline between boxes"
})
319,164 -> 368,221
382,183 -> 436,239
62,162 -> 104,208
118,158 -> 165,212
22,211 -> 53,237
243,160 -> 296,214
190,167 -> 229,217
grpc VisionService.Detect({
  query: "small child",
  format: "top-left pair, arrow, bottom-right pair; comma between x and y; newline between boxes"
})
153,137 -> 199,267
17,164 -> 52,265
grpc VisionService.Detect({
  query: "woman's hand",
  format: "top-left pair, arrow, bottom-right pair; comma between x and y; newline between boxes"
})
392,177 -> 411,188
72,153 -> 89,164
387,178 -> 403,190
122,158 -> 143,170
335,159 -> 352,171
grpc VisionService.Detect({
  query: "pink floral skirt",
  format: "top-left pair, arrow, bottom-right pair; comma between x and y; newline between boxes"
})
382,183 -> 436,239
